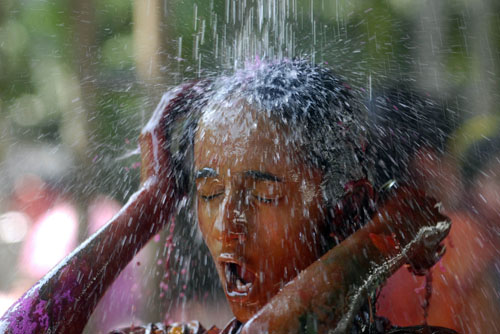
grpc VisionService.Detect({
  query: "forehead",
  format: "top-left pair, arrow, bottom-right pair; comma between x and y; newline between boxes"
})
194,102 -> 304,175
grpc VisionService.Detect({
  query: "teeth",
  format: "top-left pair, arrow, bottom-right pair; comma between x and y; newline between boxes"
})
224,263 -> 253,295
236,278 -> 244,290
236,278 -> 252,292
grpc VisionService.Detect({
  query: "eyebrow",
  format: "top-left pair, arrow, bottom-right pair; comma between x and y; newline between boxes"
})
195,168 -> 218,179
195,168 -> 282,182
244,170 -> 282,182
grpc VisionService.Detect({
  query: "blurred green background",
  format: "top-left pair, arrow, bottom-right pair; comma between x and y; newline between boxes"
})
0,0 -> 499,332
1,0 -> 499,205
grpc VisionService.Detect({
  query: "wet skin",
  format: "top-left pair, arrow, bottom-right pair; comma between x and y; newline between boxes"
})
194,104 -> 329,322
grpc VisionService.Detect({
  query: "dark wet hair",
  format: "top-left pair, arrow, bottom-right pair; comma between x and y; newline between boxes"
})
167,60 -> 372,206
367,86 -> 453,188
159,60 -> 374,302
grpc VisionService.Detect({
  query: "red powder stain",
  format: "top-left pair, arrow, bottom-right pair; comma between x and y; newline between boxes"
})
369,232 -> 399,256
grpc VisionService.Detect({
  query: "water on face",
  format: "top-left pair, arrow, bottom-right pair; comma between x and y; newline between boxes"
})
1,0 -> 499,333
151,1 -> 500,332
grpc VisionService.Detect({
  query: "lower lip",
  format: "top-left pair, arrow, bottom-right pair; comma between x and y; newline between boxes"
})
225,283 -> 255,304
226,282 -> 253,297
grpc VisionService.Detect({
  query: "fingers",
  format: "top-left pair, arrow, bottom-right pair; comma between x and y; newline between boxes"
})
377,186 -> 452,273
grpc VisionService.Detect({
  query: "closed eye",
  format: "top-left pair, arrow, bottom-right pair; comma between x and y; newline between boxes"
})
200,193 -> 224,201
252,194 -> 279,204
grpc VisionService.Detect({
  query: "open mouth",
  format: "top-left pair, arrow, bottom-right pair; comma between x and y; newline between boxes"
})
223,262 -> 256,297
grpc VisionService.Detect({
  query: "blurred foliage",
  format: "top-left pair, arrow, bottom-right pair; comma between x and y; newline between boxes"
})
0,0 -> 499,330
0,0 -> 499,200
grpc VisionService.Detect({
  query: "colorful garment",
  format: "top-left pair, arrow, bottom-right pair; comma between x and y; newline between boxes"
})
110,318 -> 458,334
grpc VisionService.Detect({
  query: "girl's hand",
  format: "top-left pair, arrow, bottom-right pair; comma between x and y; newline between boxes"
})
0,82 -> 203,334
376,186 -> 450,274
241,186 -> 451,334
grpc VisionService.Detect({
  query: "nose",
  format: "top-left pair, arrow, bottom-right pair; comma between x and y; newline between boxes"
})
215,188 -> 248,243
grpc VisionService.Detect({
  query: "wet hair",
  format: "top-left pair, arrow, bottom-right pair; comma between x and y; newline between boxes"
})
367,86 -> 452,188
167,60 -> 372,207
160,60 -> 373,301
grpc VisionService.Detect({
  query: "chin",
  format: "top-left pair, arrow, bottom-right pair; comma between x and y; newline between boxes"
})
230,301 -> 261,323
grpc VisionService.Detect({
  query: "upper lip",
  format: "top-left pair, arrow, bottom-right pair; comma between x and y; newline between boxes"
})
218,253 -> 254,279
218,252 -> 243,265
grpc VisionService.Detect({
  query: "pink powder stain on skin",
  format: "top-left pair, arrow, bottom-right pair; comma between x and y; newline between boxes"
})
3,280 -> 76,334
2,289 -> 45,334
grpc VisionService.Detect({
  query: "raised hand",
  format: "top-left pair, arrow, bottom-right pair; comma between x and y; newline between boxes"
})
0,82 -> 203,334
241,186 -> 451,334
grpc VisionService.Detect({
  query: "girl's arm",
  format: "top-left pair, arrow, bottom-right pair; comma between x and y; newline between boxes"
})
0,85 -> 190,334
242,187 -> 451,334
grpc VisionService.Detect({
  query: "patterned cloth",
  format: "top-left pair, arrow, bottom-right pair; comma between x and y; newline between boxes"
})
110,318 -> 458,334
109,318 -> 241,334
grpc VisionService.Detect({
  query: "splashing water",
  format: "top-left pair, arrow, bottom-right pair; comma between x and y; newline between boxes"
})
2,1 -> 499,334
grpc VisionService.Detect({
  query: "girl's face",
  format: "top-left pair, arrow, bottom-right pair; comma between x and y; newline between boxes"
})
194,104 -> 328,322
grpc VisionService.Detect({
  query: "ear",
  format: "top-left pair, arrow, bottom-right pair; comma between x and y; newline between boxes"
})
329,179 -> 376,241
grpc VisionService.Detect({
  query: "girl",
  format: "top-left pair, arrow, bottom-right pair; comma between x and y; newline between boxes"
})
0,61 -> 454,334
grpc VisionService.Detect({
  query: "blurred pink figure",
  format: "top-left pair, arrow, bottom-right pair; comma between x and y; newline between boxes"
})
19,202 -> 78,279
15,175 -> 78,280
87,195 -> 122,235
